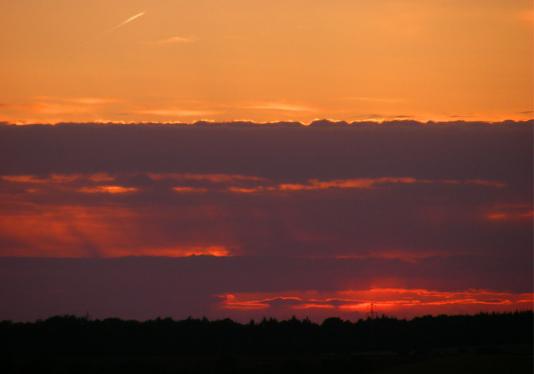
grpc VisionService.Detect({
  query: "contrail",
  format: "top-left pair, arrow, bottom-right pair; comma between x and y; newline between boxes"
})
109,11 -> 146,32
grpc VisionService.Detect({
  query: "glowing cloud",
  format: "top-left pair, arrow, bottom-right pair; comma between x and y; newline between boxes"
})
78,185 -> 138,194
227,177 -> 506,194
2,175 -> 50,184
487,210 -> 533,221
152,36 -> 196,45
172,186 -> 209,193
1,173 -> 115,184
218,288 -> 534,316
107,245 -> 231,257
247,103 -> 314,112
182,246 -> 230,257
341,97 -> 405,104
137,108 -> 216,117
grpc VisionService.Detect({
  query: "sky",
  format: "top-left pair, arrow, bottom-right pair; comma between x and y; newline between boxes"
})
0,122 -> 532,321
1,0 -> 533,124
0,0 -> 532,321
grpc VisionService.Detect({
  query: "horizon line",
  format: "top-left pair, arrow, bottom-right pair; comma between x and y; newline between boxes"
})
2,118 -> 533,127
3,310 -> 533,324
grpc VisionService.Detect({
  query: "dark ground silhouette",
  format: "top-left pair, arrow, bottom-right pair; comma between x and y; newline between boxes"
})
0,312 -> 532,373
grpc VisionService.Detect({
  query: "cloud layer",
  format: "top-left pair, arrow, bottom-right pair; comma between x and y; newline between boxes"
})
0,121 -> 531,320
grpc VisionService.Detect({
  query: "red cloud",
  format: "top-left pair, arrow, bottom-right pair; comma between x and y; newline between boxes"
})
78,185 -> 138,194
227,177 -> 506,193
218,288 -> 533,317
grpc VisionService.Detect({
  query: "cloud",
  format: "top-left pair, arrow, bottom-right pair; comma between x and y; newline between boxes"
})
148,173 -> 266,184
65,97 -> 119,105
218,288 -> 533,316
0,122 -> 531,321
109,245 -> 231,257
28,102 -> 90,115
33,96 -> 119,106
172,186 -> 209,193
247,102 -> 314,112
227,177 -> 506,193
151,36 -> 196,45
1,173 -> 114,184
486,208 -> 533,222
0,123 -> 530,260
340,97 -> 405,104
0,97 -> 120,117
0,172 -> 506,196
0,170 -> 529,260
78,185 -> 138,194
136,108 -> 217,117
109,11 -> 146,32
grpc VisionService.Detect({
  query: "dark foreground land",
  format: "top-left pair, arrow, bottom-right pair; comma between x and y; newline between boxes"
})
1,312 -> 532,373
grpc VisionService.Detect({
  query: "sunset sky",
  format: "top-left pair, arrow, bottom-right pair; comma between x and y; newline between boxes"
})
1,0 -> 533,123
0,1 -> 533,322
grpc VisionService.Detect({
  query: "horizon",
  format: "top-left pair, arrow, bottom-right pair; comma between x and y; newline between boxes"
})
2,310 -> 532,323
2,119 -> 534,126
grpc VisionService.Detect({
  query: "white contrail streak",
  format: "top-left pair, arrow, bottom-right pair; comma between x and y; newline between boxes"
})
109,11 -> 146,32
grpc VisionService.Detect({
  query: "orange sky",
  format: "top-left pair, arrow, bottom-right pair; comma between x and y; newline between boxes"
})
1,0 -> 533,124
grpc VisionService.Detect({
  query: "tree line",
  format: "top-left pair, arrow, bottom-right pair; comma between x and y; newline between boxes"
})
0,312 -> 531,355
